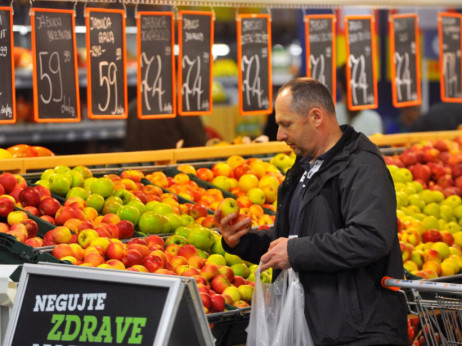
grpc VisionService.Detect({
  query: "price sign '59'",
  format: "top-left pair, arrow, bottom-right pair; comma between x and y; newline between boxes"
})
86,8 -> 127,119
31,8 -> 80,122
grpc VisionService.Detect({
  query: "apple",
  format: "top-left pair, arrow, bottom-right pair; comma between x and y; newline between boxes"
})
0,195 -> 15,217
116,205 -> 141,226
233,300 -> 250,309
188,204 -> 208,220
37,197 -> 61,216
188,255 -> 207,269
200,263 -> 220,281
222,286 -> 241,303
237,284 -> 254,302
138,211 -> 169,234
52,243 -> 74,259
145,234 -> 164,250
247,187 -> 266,205
25,237 -> 43,247
196,168 -> 214,182
211,274 -> 231,294
412,163 -> 432,183
422,229 -> 443,243
0,222 -> 10,233
126,265 -> 149,273
51,226 -> 73,244
211,162 -> 233,177
106,241 -> 127,260
7,210 -> 28,225
122,248 -> 144,267
217,197 -> 240,217
0,172 -> 17,193
188,227 -> 214,251
55,206 -> 85,226
199,292 -> 212,310
113,220 -> 134,239
218,265 -> 235,283
90,177 -> 114,198
178,244 -> 199,259
102,259 -> 126,271
21,219 -> 39,238
127,242 -> 150,258
78,229 -> 99,248
165,244 -> 181,257
143,254 -> 164,273
165,234 -> 188,246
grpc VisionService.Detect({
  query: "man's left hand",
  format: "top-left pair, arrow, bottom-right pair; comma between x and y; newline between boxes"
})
260,237 -> 291,271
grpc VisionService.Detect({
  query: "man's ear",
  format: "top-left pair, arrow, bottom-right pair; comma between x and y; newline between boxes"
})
308,107 -> 323,127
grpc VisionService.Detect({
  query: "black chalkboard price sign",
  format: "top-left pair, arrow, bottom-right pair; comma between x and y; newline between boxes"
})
31,8 -> 80,122
390,13 -> 421,107
305,14 -> 336,100
237,13 -> 273,116
86,8 -> 127,119
0,7 -> 15,123
4,264 -> 215,345
137,11 -> 175,119
345,15 -> 378,110
438,12 -> 462,102
178,11 -> 214,116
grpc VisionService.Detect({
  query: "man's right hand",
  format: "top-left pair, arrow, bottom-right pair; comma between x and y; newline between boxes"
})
214,208 -> 252,248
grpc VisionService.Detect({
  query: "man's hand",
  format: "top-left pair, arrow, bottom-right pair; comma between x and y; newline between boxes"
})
214,208 -> 252,248
260,238 -> 290,271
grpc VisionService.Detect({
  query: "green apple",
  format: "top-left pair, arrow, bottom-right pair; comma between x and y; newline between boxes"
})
66,186 -> 89,200
70,171 -> 85,188
49,173 -> 72,196
41,168 -> 56,181
54,165 -> 71,175
187,227 -> 214,251
218,197 -> 239,217
117,205 -> 141,226
126,199 -> 145,214
231,263 -> 250,278
138,211 -> 168,234
164,234 -> 188,246
164,213 -> 182,233
85,193 -> 105,212
150,202 -> 174,215
237,284 -> 254,302
84,177 -> 98,189
102,199 -> 122,215
35,179 -> 50,189
211,236 -> 225,255
90,177 -> 114,198
180,214 -> 195,227
224,252 -> 243,266
113,189 -> 134,205
207,253 -> 226,266
72,165 -> 93,180
144,200 -> 160,212
174,226 -> 191,239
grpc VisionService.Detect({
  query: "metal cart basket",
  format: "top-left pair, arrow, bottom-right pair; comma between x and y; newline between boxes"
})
382,277 -> 462,345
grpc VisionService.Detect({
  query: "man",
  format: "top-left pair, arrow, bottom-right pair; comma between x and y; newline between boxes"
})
215,78 -> 408,345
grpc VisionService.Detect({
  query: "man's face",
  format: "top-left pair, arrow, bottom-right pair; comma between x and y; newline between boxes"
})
275,89 -> 313,158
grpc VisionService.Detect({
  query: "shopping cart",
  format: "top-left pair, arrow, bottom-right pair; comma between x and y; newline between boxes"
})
382,277 -> 462,345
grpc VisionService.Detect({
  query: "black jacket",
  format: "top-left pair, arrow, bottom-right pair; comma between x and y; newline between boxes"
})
224,125 -> 408,345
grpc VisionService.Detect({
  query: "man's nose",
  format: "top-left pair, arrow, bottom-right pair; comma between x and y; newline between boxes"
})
276,127 -> 286,142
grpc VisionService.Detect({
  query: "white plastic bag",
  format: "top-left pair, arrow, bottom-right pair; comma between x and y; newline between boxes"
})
246,265 -> 314,346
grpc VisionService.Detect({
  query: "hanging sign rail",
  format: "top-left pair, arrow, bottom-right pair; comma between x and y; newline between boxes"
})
24,0 -> 462,9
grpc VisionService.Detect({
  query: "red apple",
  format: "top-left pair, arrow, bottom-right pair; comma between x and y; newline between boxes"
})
21,219 -> 38,238
143,254 -> 164,273
422,229 -> 443,243
0,172 -> 17,193
23,206 -> 39,216
18,186 -> 41,207
145,234 -> 164,250
412,163 -> 432,183
211,274 -> 231,294
189,203 -> 208,220
178,244 -> 199,259
122,248 -> 144,267
0,195 -> 15,217
211,294 -> 226,312
38,197 -> 62,216
116,220 -> 135,239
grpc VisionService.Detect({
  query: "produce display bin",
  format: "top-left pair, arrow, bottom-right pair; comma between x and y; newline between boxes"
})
0,234 -> 65,282
208,306 -> 251,346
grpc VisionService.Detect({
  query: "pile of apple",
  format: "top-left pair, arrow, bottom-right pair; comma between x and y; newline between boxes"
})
388,163 -> 462,279
0,210 -> 40,245
384,137 -> 462,198
47,223 -> 267,312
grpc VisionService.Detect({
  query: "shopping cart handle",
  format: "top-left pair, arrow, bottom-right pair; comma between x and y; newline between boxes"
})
381,276 -> 401,291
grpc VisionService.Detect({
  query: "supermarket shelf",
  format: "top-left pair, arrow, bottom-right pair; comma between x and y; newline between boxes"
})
2,130 -> 462,174
0,120 -> 126,146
